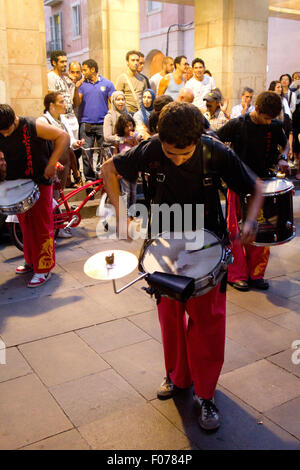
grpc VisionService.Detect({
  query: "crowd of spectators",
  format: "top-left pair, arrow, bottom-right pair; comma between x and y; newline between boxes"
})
46,48 -> 300,189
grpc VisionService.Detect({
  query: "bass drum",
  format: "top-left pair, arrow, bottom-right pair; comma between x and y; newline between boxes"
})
242,178 -> 295,246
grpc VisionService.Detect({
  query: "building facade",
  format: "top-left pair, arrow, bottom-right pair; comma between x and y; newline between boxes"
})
44,0 -> 89,66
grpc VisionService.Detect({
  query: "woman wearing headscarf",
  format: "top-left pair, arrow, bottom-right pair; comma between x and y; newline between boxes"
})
104,91 -> 127,147
133,88 -> 156,140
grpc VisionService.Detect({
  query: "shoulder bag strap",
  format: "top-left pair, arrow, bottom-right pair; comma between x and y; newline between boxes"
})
122,73 -> 140,110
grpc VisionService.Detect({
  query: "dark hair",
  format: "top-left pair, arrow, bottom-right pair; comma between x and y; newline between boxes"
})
280,74 -> 292,85
126,50 -> 140,61
204,69 -> 211,76
242,86 -> 254,95
43,92 -> 62,113
149,96 -> 174,134
268,81 -> 282,96
174,55 -> 187,69
82,59 -> 98,73
255,91 -> 282,118
158,102 -> 205,148
153,95 -> 173,113
138,52 -> 145,58
115,113 -> 136,137
0,104 -> 16,130
192,58 -> 205,68
50,50 -> 67,67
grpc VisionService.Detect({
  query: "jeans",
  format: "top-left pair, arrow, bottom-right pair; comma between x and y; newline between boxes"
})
79,122 -> 103,181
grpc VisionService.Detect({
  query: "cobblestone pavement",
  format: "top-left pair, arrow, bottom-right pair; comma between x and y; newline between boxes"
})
0,194 -> 300,450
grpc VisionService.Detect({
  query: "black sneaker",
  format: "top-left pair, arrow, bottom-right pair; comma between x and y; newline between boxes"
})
157,377 -> 175,400
193,394 -> 220,431
228,280 -> 249,291
248,278 -> 269,290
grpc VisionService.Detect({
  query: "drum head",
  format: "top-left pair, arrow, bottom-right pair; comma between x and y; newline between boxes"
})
263,178 -> 294,195
141,230 -> 223,280
0,179 -> 36,206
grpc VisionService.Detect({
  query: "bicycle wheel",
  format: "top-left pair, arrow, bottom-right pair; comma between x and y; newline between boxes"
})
8,222 -> 23,251
9,206 -> 61,252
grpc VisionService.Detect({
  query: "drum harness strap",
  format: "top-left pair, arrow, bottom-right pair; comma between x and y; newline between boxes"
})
140,133 -> 231,301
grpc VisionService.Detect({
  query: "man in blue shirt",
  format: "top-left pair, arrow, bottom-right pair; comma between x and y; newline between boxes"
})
74,59 -> 115,180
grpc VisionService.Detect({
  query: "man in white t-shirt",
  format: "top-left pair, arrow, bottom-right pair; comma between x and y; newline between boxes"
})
185,58 -> 216,111
48,50 -> 79,140
150,57 -> 174,94
230,87 -> 255,119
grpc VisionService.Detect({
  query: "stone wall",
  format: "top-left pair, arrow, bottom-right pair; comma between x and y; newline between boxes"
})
1,0 -> 48,117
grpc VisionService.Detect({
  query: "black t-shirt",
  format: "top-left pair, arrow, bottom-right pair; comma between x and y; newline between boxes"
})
113,135 -> 256,234
0,117 -> 51,185
216,114 -> 287,178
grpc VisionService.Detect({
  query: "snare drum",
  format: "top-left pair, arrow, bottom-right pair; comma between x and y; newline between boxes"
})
0,179 -> 40,215
139,229 -> 231,298
243,178 -> 295,246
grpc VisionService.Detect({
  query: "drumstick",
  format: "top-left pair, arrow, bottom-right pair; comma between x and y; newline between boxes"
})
7,180 -> 32,191
185,241 -> 221,254
185,233 -> 241,254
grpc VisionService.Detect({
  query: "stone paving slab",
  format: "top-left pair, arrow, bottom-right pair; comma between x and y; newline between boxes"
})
78,402 -> 191,450
0,374 -> 72,450
226,311 -> 297,357
227,287 -> 300,319
129,309 -> 162,342
219,360 -> 300,412
22,429 -> 91,450
265,397 -> 300,440
19,332 -> 110,387
1,199 -> 300,450
0,347 -> 32,383
76,318 -> 151,354
50,369 -> 145,428
152,386 -> 300,450
102,339 -> 165,400
0,289 -> 114,347
267,349 -> 300,378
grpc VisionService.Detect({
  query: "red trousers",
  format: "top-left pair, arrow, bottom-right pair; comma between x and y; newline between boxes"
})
157,285 -> 226,399
17,184 -> 55,273
226,189 -> 270,283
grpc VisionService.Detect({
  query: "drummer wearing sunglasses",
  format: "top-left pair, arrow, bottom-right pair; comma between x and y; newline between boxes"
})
102,102 -> 263,432
0,104 -> 69,287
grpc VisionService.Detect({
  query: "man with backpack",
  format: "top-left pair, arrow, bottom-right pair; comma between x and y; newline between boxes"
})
102,102 -> 263,432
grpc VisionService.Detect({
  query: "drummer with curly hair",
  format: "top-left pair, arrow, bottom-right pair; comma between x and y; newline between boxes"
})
102,102 -> 263,432
0,104 -> 69,287
217,91 -> 290,292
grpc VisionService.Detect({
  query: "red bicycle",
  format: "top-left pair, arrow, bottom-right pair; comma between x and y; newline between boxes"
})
8,146 -> 107,251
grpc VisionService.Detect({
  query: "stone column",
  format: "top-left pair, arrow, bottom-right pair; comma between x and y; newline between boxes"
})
194,0 -> 269,107
87,0 -> 140,83
0,0 -> 9,104
1,0 -> 48,116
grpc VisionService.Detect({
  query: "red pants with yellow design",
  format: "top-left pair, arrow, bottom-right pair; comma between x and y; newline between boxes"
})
226,189 -> 270,283
157,285 -> 226,400
17,184 -> 55,273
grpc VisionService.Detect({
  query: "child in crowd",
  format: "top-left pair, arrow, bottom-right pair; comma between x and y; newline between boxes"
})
114,113 -> 140,216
